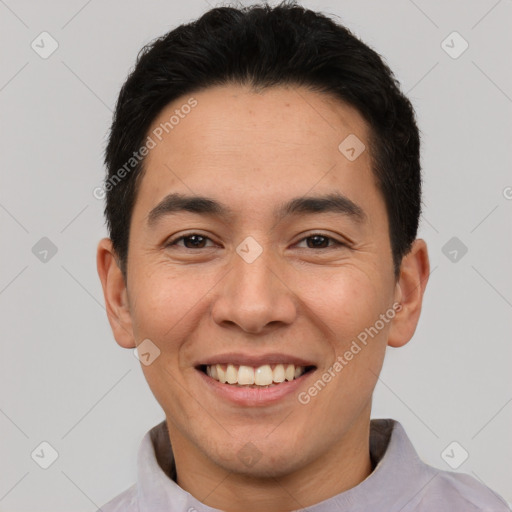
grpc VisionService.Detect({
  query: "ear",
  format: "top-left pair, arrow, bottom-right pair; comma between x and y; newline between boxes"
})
96,238 -> 136,349
387,239 -> 430,348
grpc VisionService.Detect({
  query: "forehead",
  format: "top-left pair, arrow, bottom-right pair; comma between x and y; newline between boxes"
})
134,84 -> 381,223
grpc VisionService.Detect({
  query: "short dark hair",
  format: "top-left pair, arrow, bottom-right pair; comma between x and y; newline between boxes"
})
104,0 -> 421,278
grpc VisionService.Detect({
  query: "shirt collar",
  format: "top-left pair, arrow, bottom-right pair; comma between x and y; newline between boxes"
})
136,418 -> 434,512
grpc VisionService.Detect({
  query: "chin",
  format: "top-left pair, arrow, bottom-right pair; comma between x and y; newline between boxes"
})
210,437 -> 313,479
226,455 -> 305,480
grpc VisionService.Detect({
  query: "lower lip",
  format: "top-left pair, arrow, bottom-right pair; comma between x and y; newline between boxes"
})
196,368 -> 315,407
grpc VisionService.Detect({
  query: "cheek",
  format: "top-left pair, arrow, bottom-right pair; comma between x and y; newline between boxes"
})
305,267 -> 389,336
129,270 -> 202,415
304,268 -> 391,392
128,266 -> 191,342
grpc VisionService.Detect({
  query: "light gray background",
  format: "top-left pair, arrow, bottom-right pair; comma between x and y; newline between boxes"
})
1,0 -> 511,510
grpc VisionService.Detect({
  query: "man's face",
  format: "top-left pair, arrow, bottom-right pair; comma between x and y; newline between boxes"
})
119,84 -> 402,476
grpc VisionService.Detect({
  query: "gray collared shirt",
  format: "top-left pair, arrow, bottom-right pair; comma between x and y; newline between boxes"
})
98,419 -> 509,511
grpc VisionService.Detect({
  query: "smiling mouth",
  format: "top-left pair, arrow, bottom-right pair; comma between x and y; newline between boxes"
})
197,363 -> 316,388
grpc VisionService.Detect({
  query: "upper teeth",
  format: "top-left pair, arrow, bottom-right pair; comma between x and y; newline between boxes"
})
206,364 -> 306,386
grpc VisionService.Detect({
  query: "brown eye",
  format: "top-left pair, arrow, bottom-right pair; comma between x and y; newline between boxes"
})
306,235 -> 330,248
167,234 -> 214,249
296,234 -> 345,249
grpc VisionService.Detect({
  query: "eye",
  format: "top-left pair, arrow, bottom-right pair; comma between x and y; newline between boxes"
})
295,233 -> 345,249
165,232 -> 346,250
166,233 -> 216,249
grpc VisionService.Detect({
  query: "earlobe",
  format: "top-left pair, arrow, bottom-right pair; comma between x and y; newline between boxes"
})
387,239 -> 430,348
96,238 -> 136,349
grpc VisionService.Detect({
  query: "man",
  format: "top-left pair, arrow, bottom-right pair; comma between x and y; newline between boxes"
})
96,2 -> 509,510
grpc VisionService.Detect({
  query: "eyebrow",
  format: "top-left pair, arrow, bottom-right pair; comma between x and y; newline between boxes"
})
147,192 -> 366,227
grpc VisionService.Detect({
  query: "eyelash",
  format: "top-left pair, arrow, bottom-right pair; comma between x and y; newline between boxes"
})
166,232 -> 346,250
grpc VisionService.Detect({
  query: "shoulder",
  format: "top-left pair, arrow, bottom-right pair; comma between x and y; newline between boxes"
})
97,483 -> 138,512
373,420 -> 510,511
413,464 -> 510,511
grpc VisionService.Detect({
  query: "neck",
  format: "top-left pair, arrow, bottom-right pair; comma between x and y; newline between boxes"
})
168,414 -> 373,512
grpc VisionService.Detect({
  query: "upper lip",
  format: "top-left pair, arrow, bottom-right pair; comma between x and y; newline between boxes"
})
194,352 -> 317,368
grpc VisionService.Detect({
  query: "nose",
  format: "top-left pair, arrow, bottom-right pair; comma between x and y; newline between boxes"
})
211,244 -> 297,334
